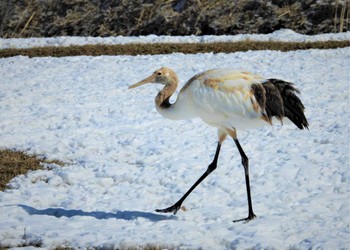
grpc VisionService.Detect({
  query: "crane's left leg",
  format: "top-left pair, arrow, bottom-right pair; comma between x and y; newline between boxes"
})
233,139 -> 256,222
155,129 -> 227,215
155,142 -> 222,215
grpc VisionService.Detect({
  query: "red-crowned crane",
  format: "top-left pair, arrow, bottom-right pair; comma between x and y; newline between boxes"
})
129,67 -> 308,222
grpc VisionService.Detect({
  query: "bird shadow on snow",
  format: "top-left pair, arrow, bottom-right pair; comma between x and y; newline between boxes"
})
17,204 -> 176,222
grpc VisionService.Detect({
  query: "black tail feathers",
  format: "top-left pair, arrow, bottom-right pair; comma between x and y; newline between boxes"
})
263,79 -> 309,130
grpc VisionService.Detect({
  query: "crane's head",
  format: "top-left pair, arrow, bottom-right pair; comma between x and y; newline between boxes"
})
129,67 -> 178,89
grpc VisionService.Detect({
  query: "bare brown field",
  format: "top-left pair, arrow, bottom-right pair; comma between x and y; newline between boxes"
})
1,40 -> 349,58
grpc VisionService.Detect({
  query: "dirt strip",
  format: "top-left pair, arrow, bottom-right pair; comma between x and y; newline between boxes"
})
1,40 -> 349,58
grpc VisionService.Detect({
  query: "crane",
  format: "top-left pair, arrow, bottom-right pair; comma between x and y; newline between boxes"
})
129,67 -> 308,222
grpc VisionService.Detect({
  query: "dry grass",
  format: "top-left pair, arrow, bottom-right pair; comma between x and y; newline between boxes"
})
334,0 -> 349,32
1,40 -> 349,58
0,149 -> 63,191
0,0 -> 345,38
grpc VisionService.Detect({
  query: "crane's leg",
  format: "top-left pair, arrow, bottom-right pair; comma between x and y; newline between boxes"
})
155,142 -> 222,215
232,138 -> 256,223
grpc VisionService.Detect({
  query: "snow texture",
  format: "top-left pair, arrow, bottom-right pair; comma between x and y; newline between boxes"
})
0,33 -> 349,249
0,29 -> 349,49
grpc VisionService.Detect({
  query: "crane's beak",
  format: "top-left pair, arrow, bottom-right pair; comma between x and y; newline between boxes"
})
129,74 -> 156,89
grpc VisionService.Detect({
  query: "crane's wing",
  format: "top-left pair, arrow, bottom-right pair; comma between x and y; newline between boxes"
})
183,69 -> 269,128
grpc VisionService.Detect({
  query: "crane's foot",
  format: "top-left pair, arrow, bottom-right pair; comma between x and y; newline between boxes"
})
155,202 -> 182,215
232,213 -> 257,223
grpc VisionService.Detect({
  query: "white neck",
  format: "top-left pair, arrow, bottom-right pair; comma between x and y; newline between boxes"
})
155,86 -> 196,121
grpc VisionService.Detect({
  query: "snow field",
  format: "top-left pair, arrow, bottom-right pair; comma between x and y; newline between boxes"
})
0,29 -> 349,49
0,43 -> 349,249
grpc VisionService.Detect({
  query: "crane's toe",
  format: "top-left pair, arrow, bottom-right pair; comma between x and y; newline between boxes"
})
155,203 -> 181,215
232,213 -> 257,223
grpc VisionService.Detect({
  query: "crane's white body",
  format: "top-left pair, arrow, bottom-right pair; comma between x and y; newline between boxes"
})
156,68 -> 270,130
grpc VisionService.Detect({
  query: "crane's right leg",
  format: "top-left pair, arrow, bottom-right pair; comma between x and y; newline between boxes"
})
155,142 -> 222,214
232,138 -> 256,223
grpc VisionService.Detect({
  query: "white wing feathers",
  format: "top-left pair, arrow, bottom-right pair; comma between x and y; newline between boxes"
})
185,69 -> 267,129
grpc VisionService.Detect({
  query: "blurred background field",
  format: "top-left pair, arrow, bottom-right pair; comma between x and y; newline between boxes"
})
0,0 -> 348,38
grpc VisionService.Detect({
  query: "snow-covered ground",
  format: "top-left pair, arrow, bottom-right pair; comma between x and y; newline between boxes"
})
0,32 -> 349,249
0,29 -> 349,49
